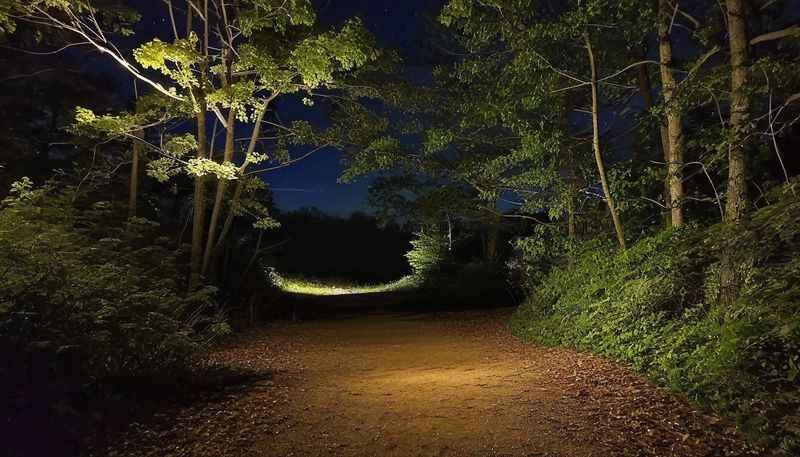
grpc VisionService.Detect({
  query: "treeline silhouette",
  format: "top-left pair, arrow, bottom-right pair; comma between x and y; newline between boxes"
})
270,208 -> 413,283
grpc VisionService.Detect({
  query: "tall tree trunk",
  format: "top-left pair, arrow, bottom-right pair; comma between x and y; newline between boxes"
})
718,0 -> 752,308
189,0 -> 211,290
185,0 -> 193,33
636,50 -> 672,226
128,130 -> 143,218
635,57 -> 671,162
658,0 -> 685,227
586,36 -> 626,250
724,0 -> 751,224
190,106 -> 208,290
202,107 -> 237,276
567,170 -> 576,241
215,100 -> 271,251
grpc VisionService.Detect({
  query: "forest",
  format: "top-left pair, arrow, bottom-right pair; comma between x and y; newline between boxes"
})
1,0 -> 799,456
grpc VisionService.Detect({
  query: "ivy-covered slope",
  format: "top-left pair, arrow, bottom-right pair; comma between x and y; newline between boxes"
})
511,181 -> 800,455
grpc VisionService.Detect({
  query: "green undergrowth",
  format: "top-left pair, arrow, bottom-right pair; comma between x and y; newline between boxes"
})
271,273 -> 416,296
510,182 -> 800,455
0,179 -> 229,388
406,227 -> 510,307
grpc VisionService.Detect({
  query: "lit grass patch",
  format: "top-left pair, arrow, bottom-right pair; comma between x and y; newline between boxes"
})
273,274 -> 417,296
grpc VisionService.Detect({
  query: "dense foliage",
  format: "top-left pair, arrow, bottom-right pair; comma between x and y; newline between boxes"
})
511,180 -> 800,453
404,226 -> 512,307
0,178 -> 228,386
1,0 -> 799,454
406,227 -> 449,284
334,0 -> 800,453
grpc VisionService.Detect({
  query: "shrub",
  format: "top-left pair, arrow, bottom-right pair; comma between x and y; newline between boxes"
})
0,179 -> 229,389
507,223 -> 572,291
406,226 -> 449,285
440,260 -> 510,307
510,180 -> 800,454
405,226 -> 511,307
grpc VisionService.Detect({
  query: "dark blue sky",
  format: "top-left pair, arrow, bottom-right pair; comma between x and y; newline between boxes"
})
117,0 -> 445,216
234,0 -> 800,216
266,0 -> 445,215
84,0 -> 800,216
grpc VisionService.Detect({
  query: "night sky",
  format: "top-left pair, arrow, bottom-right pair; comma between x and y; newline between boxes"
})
268,0 -> 444,215
123,0 -> 446,216
51,0 -> 800,215
122,0 -> 800,217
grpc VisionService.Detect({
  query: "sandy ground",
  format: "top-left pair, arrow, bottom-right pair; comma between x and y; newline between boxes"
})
103,306 -> 756,457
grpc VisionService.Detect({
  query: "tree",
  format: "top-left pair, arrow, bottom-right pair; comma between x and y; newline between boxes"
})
708,0 -> 800,306
13,0 -> 380,288
724,0 -> 751,224
584,35 -> 627,249
437,0 -> 664,250
658,0 -> 686,227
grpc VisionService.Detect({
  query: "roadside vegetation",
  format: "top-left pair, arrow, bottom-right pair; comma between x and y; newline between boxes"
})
510,181 -> 800,452
1,177 -> 229,385
1,0 -> 799,456
1,1 -> 383,454
337,1 -> 800,454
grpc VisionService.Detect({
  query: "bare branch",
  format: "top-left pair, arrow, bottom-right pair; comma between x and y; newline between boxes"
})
677,8 -> 701,29
246,143 -> 332,175
23,6 -> 185,102
0,68 -> 57,82
749,25 -> 800,45
763,68 -> 790,184
0,42 -> 90,55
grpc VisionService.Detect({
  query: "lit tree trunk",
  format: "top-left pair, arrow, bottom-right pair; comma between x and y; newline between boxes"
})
190,105 -> 208,290
724,0 -> 751,224
718,0 -> 752,308
215,100 -> 270,251
202,107 -> 236,276
635,51 -> 672,226
658,0 -> 685,227
586,36 -> 626,250
128,130 -> 143,218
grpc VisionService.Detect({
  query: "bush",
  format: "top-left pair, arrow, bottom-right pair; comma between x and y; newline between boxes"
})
0,178 -> 228,388
439,260 -> 511,307
406,226 -> 449,285
510,181 -> 800,455
405,226 -> 512,307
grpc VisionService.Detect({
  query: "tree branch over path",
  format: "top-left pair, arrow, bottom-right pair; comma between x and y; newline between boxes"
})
17,6 -> 185,102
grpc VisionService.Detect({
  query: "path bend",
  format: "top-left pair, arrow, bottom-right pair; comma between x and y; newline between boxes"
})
107,307 -> 753,457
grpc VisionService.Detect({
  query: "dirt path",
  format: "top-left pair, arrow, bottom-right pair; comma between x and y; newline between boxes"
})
106,308 -> 754,457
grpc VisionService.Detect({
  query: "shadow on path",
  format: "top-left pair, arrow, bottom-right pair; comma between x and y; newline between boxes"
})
101,295 -> 756,457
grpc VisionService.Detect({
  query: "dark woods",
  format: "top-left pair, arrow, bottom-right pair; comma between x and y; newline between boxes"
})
271,209 -> 412,283
1,0 -> 800,456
